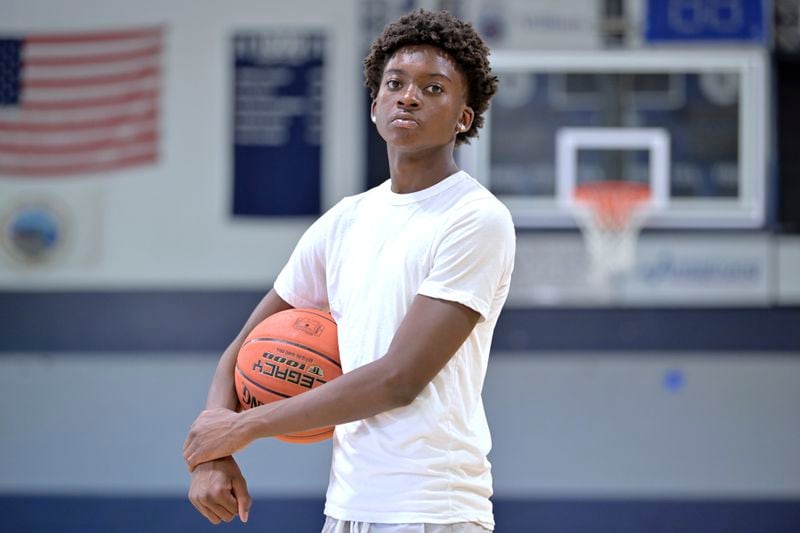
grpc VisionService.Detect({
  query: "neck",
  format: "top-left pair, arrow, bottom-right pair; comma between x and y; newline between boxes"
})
386,145 -> 460,194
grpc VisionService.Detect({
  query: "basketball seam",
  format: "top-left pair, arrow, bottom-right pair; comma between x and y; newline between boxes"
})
235,364 -> 292,399
299,309 -> 337,325
276,428 -> 331,442
235,366 -> 332,442
244,337 -> 342,369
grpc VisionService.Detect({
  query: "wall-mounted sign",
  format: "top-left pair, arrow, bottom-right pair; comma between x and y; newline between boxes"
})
645,0 -> 768,43
232,30 -> 325,216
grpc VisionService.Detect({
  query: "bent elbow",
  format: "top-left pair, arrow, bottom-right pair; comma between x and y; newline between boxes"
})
383,370 -> 422,408
393,387 -> 417,408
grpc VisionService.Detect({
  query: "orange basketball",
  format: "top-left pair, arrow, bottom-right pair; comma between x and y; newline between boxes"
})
234,308 -> 341,444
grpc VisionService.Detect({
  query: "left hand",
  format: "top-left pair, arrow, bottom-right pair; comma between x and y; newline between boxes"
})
183,408 -> 251,471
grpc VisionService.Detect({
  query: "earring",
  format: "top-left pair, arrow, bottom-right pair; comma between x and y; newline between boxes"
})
457,123 -> 465,132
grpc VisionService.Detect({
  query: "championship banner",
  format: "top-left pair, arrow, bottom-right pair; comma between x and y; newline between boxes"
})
232,30 -> 324,216
0,26 -> 163,177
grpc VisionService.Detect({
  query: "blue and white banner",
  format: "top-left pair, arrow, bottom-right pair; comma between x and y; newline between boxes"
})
645,0 -> 768,43
232,30 -> 324,216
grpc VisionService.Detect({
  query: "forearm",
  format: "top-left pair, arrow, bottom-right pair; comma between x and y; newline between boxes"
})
205,289 -> 293,410
205,345 -> 242,410
237,295 -> 479,440
239,354 -> 407,440
185,351 -> 405,470
185,296 -> 481,469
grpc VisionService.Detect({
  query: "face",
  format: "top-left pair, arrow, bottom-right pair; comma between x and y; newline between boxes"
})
371,45 -> 473,152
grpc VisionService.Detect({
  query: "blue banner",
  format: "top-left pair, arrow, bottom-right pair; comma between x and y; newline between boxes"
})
645,0 -> 767,43
232,31 -> 324,216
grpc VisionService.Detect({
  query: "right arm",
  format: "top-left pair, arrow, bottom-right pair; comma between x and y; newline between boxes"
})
188,288 -> 293,525
189,199 -> 334,524
205,289 -> 294,410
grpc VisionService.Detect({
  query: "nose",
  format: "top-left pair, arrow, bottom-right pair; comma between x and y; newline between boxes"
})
397,84 -> 420,108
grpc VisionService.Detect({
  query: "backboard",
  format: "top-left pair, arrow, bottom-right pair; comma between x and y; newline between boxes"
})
458,49 -> 769,228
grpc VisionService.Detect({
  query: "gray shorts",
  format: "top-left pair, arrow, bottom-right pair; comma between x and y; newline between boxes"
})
322,516 -> 492,533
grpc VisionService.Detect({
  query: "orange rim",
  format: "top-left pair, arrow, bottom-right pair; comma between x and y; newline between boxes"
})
574,181 -> 651,230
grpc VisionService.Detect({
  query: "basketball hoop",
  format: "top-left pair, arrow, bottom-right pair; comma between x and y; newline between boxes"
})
556,127 -> 670,286
572,180 -> 652,283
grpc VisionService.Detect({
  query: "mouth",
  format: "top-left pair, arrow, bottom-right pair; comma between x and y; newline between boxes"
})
390,113 -> 419,128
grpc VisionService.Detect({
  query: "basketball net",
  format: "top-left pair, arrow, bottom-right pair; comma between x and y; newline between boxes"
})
572,181 -> 651,284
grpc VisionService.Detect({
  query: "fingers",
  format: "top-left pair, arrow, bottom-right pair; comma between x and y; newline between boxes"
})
183,440 -> 206,472
183,409 -> 247,471
188,469 -> 240,525
206,500 -> 237,523
190,488 -> 237,524
183,433 -> 193,469
183,419 -> 206,469
232,473 -> 252,523
191,501 -> 223,525
185,451 -> 198,472
184,451 -> 195,472
183,430 -> 200,471
190,486 -> 225,525
182,417 -> 199,454
183,431 -> 226,471
187,451 -> 211,473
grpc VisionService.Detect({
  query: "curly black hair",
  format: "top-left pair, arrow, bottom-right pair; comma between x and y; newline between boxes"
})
364,9 -> 498,146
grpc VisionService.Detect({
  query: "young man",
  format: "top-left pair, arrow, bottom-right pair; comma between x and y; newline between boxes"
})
184,9 -> 515,532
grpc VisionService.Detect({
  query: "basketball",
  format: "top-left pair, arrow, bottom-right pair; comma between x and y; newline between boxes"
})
234,308 -> 341,444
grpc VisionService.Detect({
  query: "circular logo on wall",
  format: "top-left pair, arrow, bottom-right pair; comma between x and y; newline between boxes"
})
3,202 -> 66,265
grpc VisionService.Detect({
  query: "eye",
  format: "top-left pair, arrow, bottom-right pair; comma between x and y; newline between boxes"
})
385,79 -> 401,90
426,84 -> 444,94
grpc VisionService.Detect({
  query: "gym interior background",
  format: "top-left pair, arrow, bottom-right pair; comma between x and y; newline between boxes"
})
2,1 -> 799,531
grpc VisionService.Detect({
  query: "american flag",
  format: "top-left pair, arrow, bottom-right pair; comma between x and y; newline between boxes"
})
0,26 -> 162,177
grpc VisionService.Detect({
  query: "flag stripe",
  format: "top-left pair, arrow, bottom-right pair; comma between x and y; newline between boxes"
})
23,65 -> 159,89
22,89 -> 158,111
0,139 -> 156,165
0,109 -> 157,132
22,43 -> 162,67
0,151 -> 158,177
25,27 -> 162,45
24,56 -> 160,79
0,129 -> 157,155
25,36 -> 162,58
2,100 -> 156,123
0,120 -> 157,144
24,78 -> 159,102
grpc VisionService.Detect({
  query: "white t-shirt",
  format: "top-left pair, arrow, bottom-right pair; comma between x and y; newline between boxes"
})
274,170 -> 515,530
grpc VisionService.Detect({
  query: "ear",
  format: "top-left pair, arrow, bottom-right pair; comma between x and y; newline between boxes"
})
458,106 -> 475,133
370,100 -> 377,123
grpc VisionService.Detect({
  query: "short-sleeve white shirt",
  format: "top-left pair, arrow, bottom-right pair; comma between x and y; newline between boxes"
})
274,170 -> 515,530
